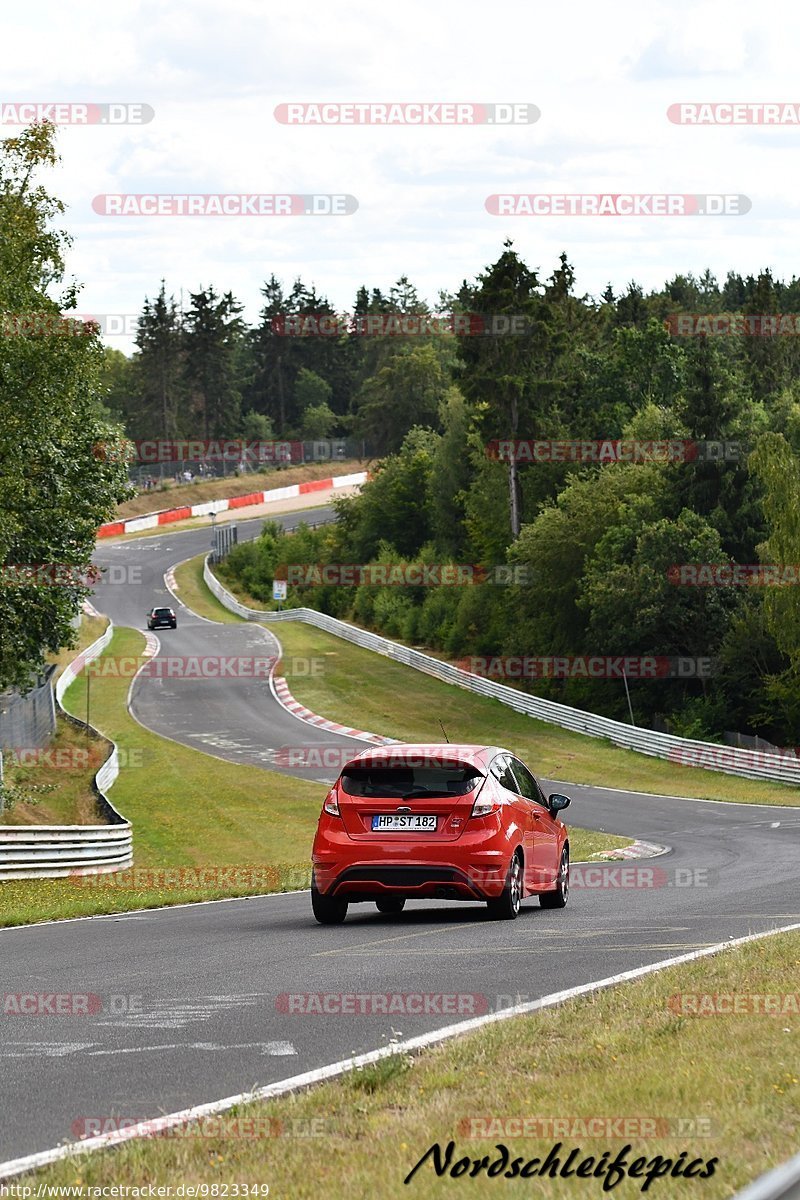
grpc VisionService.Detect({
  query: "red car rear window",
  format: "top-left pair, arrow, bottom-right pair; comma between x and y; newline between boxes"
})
341,766 -> 482,799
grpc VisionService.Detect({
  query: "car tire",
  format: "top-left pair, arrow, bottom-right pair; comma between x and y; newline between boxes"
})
540,847 -> 569,909
375,897 -> 406,915
311,878 -> 348,925
486,850 -> 523,920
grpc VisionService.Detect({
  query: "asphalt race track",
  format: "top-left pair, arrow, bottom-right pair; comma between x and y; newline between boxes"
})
93,506 -> 367,782
2,508 -> 799,1167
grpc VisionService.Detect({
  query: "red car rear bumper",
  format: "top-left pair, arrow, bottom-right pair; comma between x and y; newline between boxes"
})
312,819 -> 514,900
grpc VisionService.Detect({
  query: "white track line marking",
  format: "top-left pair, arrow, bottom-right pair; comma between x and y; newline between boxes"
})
1,921 -> 797,1181
0,891 -> 309,935
547,777 -> 800,811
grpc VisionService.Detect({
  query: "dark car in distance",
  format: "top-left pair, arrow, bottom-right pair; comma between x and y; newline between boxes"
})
147,606 -> 177,630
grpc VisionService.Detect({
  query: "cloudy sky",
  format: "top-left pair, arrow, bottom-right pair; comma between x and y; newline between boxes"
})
3,0 -> 800,349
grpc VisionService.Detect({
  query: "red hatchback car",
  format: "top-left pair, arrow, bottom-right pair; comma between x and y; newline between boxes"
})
310,743 -> 571,924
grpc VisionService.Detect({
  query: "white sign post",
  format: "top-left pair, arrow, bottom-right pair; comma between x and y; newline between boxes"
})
272,579 -> 287,610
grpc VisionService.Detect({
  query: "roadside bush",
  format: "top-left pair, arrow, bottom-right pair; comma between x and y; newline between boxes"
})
371,590 -> 415,639
416,587 -> 460,650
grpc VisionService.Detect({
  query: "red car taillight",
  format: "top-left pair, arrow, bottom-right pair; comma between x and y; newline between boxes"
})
323,789 -> 340,817
470,784 -> 500,818
471,798 -> 500,818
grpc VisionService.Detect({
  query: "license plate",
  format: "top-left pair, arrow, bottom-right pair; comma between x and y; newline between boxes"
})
371,814 -> 437,832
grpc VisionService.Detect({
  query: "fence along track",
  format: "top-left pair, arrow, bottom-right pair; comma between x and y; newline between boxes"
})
0,619 -> 133,881
204,556 -> 800,788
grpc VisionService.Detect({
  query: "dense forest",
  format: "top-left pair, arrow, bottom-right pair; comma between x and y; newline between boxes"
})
107,245 -> 800,747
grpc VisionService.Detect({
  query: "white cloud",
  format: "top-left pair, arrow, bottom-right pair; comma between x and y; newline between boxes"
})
3,0 -> 800,350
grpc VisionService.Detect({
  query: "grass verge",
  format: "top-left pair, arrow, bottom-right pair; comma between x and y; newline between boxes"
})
1,614 -> 112,826
18,928 -> 800,1198
0,719 -> 107,826
48,613 -> 109,679
0,625 -> 324,926
181,556 -> 800,808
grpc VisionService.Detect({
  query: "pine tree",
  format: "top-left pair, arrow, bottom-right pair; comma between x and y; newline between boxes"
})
133,281 -> 184,440
183,287 -> 244,438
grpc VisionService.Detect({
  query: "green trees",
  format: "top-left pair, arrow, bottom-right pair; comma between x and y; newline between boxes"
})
338,428 -> 439,561
216,246 -> 800,741
98,346 -> 135,425
294,368 -> 336,440
184,287 -> 244,439
130,281 -> 184,440
353,341 -> 451,454
210,243 -> 800,740
9,126 -> 800,746
507,464 -> 668,656
430,387 -> 474,558
580,509 -> 736,663
750,433 -> 800,668
456,242 -> 558,537
672,336 -> 766,561
0,124 -> 130,689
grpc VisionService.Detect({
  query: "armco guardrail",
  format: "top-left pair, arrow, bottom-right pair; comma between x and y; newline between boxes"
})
204,557 -> 800,788
0,618 -> 133,880
732,1151 -> 800,1199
